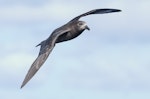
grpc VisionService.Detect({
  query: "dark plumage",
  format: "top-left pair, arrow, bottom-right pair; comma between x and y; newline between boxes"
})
21,8 -> 121,88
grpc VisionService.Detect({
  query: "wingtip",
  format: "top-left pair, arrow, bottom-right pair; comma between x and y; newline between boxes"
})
20,76 -> 29,89
20,85 -> 23,89
111,9 -> 122,12
20,82 -> 25,89
117,9 -> 122,12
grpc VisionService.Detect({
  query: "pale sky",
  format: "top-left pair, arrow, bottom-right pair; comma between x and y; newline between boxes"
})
0,0 -> 150,99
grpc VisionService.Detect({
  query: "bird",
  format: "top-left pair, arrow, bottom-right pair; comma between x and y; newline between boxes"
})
21,8 -> 121,88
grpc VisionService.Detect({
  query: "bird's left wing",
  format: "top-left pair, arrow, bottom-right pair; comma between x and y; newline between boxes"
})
70,8 -> 121,22
21,29 -> 70,88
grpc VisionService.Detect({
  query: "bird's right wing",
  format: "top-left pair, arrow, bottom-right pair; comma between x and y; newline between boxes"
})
21,29 -> 70,88
70,8 -> 121,22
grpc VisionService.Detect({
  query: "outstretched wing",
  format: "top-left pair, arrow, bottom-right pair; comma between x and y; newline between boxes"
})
21,29 -> 70,88
70,8 -> 121,22
21,44 -> 53,88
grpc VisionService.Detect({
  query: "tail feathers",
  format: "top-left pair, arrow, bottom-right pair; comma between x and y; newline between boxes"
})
36,43 -> 41,47
36,41 -> 45,47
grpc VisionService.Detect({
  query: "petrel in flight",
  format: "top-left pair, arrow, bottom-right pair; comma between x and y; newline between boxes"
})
21,8 -> 121,88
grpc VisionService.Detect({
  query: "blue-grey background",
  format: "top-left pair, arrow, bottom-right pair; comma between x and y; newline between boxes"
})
0,0 -> 150,99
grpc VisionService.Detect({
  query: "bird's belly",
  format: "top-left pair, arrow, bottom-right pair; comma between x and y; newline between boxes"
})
56,31 -> 83,43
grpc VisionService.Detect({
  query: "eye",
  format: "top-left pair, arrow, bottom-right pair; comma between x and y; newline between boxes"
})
78,22 -> 83,26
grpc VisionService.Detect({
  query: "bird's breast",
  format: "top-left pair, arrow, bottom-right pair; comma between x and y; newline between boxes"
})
56,29 -> 84,43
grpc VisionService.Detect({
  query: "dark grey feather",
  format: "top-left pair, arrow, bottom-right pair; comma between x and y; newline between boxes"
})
21,8 -> 121,88
70,9 -> 121,22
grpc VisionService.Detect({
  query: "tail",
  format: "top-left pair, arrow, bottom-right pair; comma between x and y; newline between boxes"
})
36,43 -> 41,47
36,41 -> 45,47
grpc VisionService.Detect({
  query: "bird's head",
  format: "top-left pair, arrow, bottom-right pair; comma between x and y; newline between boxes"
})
77,21 -> 90,31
